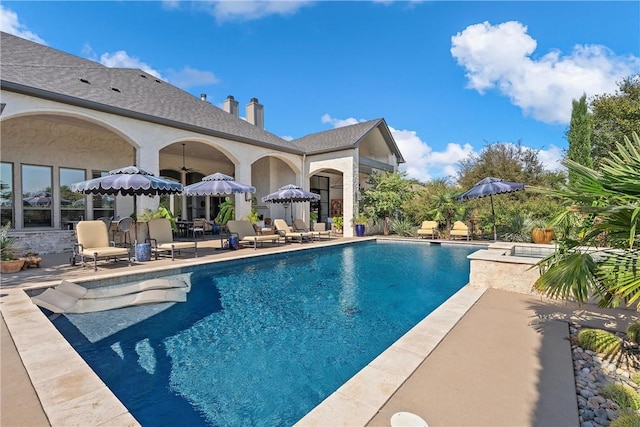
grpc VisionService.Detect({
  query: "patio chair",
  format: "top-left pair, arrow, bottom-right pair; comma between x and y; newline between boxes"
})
417,220 -> 439,239
189,218 -> 209,239
450,221 -> 470,241
226,220 -> 281,250
73,220 -> 131,271
293,218 -> 331,240
273,219 -> 314,244
113,216 -> 134,247
146,218 -> 198,260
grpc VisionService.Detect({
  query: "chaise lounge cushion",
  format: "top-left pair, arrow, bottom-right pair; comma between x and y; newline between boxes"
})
227,220 -> 281,249
147,218 -> 197,260
75,220 -> 131,271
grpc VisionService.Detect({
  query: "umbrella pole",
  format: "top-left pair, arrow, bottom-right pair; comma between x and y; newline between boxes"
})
490,194 -> 497,242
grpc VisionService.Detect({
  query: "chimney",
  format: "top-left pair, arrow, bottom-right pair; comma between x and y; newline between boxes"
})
222,95 -> 239,117
246,97 -> 264,129
200,93 -> 207,101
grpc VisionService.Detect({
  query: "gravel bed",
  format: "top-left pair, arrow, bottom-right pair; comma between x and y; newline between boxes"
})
571,323 -> 640,427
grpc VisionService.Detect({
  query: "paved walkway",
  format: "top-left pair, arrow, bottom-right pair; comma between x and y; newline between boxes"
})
2,237 -> 638,426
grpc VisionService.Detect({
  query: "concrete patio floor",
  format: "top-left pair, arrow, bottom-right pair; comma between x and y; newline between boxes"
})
2,236 -> 638,426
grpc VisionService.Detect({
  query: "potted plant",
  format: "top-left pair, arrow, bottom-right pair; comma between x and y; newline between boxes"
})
310,211 -> 318,228
332,216 -> 344,234
531,219 -> 555,244
1,223 -> 24,273
353,213 -> 368,237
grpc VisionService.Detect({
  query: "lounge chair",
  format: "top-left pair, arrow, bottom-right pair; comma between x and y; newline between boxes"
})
146,218 -> 198,260
73,220 -> 131,271
31,278 -> 190,313
226,220 -> 282,250
450,221 -> 470,241
293,219 -> 331,240
274,218 -> 314,243
417,220 -> 439,239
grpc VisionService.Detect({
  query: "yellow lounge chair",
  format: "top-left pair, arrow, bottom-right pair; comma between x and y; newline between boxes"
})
293,219 -> 331,240
274,219 -> 314,243
147,218 -> 198,260
73,220 -> 131,271
416,220 -> 439,239
226,220 -> 281,249
450,221 -> 470,241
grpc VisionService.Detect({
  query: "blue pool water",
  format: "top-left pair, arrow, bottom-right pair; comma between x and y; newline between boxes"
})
51,241 -> 476,426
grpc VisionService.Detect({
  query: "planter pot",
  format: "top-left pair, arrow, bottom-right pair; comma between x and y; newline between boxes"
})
355,224 -> 366,237
532,228 -> 554,244
135,243 -> 152,262
1,259 -> 25,274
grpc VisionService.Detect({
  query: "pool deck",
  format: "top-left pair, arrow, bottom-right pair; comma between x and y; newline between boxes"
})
2,236 -> 638,426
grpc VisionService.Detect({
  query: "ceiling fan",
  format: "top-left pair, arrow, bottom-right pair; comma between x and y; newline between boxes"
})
180,143 -> 198,173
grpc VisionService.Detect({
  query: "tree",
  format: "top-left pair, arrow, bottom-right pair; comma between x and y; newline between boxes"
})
401,178 -> 451,225
533,132 -> 640,309
566,94 -> 592,184
428,188 -> 465,238
590,75 -> 640,167
456,142 -> 565,237
361,171 -> 414,235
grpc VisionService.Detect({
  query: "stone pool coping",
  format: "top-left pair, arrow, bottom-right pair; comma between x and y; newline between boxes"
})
294,284 -> 486,426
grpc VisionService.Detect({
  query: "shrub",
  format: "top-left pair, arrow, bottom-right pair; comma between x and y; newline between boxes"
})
391,218 -> 416,237
627,323 -> 640,344
610,412 -> 640,427
601,383 -> 640,411
577,328 -> 622,356
631,372 -> 640,386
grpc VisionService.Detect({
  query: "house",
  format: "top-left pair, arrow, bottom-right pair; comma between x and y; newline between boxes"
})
0,32 -> 404,253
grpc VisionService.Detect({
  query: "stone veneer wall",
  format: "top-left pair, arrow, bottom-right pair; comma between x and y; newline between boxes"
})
8,230 -> 75,255
467,242 -> 549,296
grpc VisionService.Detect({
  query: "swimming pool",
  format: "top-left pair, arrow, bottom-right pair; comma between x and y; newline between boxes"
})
51,241 -> 476,426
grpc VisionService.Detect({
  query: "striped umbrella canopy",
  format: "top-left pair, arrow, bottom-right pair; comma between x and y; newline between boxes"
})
182,173 -> 255,196
71,166 -> 183,196
456,177 -> 525,242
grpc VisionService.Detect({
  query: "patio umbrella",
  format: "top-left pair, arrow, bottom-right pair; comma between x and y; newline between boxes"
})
23,192 -> 71,207
71,166 -> 183,244
182,173 -> 255,223
261,184 -> 320,223
182,173 -> 255,196
70,166 -> 183,196
456,177 -> 525,242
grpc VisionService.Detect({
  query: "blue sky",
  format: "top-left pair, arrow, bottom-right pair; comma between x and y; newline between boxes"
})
2,1 -> 639,183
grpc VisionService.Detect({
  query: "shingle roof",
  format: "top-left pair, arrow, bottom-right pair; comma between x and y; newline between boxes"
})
0,32 -> 403,162
0,32 -> 299,152
292,118 -> 405,163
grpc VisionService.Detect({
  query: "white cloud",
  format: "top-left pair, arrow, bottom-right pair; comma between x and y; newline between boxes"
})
451,21 -> 640,125
0,5 -> 46,44
321,113 -> 363,128
391,126 -> 475,182
188,0 -> 316,23
165,67 -> 220,89
99,51 -> 164,80
537,145 -> 565,172
321,114 -> 476,183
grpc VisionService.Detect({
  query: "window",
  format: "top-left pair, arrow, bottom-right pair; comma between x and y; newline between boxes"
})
92,170 -> 115,219
0,162 -> 13,227
22,164 -> 53,227
310,175 -> 330,223
60,168 -> 86,227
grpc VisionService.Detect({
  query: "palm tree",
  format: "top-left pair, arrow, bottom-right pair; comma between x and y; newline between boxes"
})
534,132 -> 640,308
428,189 -> 465,239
